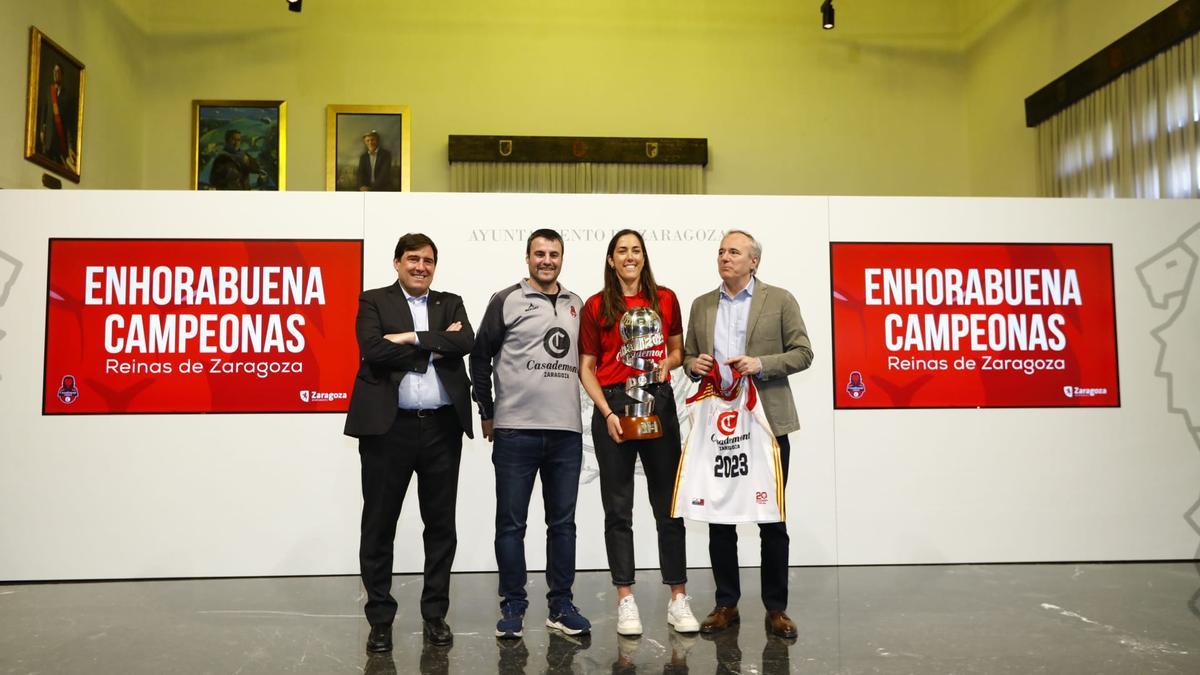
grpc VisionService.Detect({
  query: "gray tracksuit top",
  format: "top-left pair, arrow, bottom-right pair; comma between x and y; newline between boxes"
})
469,279 -> 583,432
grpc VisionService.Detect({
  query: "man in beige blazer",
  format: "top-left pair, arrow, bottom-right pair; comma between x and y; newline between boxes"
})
683,230 -> 813,639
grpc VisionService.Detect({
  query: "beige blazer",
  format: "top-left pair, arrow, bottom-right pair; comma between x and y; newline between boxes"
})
683,279 -> 813,435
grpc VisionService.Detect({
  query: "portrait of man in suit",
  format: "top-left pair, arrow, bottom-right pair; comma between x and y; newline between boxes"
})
329,107 -> 408,192
357,130 -> 395,191
344,233 -> 475,652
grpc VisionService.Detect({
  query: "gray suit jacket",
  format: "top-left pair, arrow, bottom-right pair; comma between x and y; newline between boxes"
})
683,279 -> 813,435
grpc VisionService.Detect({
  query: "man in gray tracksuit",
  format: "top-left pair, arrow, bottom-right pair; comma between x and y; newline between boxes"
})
470,228 -> 591,639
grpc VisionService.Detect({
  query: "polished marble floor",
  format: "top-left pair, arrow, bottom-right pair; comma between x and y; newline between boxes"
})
1,562 -> 1198,674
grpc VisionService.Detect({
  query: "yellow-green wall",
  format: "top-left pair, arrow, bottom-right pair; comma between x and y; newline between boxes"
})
964,0 -> 1177,196
0,1 -> 1181,196
0,0 -> 145,189
138,0 -> 970,195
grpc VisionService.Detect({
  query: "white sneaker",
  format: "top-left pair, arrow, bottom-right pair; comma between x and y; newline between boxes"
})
666,593 -> 700,633
617,595 -> 643,636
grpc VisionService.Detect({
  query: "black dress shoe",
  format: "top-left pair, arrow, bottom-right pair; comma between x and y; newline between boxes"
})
423,617 -> 454,646
366,623 -> 393,653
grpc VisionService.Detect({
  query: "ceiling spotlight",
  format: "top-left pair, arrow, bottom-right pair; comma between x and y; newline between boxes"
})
287,0 -> 302,13
821,0 -> 834,30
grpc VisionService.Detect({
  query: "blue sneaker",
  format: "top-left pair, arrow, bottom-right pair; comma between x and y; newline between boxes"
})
495,606 -> 524,639
546,602 -> 591,636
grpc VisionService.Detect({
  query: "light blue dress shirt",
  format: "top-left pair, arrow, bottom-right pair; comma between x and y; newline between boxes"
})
397,288 -> 453,410
713,277 -> 755,388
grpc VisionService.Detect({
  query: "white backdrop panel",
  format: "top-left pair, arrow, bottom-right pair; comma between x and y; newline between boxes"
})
363,193 -> 837,574
829,197 -> 1200,564
0,191 -> 1195,581
0,191 -> 365,580
0,191 -> 835,581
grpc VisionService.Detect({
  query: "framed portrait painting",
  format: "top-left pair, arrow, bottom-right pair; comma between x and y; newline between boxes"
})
326,105 -> 410,192
192,100 -> 286,190
24,27 -> 86,183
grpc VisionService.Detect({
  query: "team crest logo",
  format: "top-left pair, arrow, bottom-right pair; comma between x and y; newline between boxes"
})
543,327 -> 570,359
716,410 -> 739,436
691,498 -> 705,506
1063,386 -> 1074,398
569,305 -> 577,318
572,140 -> 588,158
498,139 -> 513,157
846,371 -> 866,399
645,142 -> 659,159
57,375 -> 79,404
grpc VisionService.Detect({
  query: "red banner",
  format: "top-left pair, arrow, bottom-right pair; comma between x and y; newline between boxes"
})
831,242 -> 1119,409
44,239 -> 363,414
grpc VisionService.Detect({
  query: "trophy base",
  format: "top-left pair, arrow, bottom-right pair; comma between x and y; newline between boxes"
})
620,414 -> 663,440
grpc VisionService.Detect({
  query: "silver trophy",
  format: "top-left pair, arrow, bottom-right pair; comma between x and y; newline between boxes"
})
615,307 -> 665,439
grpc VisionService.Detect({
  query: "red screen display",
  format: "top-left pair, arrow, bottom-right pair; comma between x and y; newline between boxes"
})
830,242 -> 1119,409
43,239 -> 363,414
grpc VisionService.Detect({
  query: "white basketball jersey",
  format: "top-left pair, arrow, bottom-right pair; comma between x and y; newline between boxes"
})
671,372 -> 785,524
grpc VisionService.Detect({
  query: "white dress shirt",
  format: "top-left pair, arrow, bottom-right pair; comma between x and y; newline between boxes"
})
397,288 -> 453,409
713,276 -> 755,387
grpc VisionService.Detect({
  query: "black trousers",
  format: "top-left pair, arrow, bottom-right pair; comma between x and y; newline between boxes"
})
709,434 -> 791,611
359,407 -> 463,625
592,382 -> 687,586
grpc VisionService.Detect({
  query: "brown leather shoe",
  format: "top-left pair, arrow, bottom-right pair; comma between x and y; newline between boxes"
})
699,606 -> 740,634
765,610 -> 797,639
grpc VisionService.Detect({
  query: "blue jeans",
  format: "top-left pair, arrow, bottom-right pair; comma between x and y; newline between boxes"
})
493,429 -> 583,613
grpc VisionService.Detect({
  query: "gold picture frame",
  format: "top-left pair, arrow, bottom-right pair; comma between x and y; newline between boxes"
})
326,105 -> 411,192
24,26 -> 86,183
191,100 -> 286,190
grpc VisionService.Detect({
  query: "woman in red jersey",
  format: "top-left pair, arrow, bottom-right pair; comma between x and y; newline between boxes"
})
578,229 -> 699,636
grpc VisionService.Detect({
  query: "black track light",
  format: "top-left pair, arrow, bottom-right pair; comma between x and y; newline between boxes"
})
287,0 -> 302,13
821,0 -> 834,30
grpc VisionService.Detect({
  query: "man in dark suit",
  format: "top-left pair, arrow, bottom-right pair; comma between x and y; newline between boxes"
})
345,233 -> 474,652
356,130 -> 396,191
